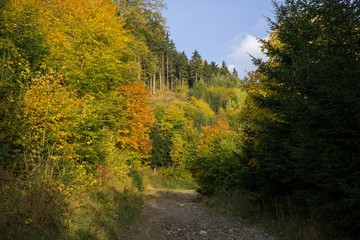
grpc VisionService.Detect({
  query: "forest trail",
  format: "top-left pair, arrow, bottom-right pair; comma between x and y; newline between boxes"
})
121,189 -> 274,240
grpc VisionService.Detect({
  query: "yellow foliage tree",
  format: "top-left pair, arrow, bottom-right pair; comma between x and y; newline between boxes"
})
37,0 -> 137,94
22,71 -> 89,164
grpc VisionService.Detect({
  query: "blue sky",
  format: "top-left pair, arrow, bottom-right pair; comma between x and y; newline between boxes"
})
162,0 -> 277,78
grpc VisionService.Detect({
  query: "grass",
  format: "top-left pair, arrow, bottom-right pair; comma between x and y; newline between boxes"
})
200,189 -> 354,240
144,167 -> 199,190
0,164 -> 144,240
68,187 -> 143,240
0,165 -> 199,239
1,164 -> 193,238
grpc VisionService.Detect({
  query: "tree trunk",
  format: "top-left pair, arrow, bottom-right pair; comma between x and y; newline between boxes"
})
161,54 -> 164,91
152,73 -> 156,94
137,57 -> 141,81
166,52 -> 169,91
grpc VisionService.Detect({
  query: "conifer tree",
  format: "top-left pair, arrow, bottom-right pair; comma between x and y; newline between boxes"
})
189,50 -> 203,87
245,0 -> 360,234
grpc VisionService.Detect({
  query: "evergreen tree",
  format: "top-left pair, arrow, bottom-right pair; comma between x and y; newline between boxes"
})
245,0 -> 360,234
175,51 -> 189,87
231,68 -> 238,78
163,32 -> 177,90
189,50 -> 203,87
210,61 -> 219,75
219,61 -> 230,75
116,0 -> 167,85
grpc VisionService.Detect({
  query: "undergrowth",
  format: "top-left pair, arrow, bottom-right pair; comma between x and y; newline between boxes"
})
145,167 -> 198,190
201,189 -> 354,240
0,160 -> 144,240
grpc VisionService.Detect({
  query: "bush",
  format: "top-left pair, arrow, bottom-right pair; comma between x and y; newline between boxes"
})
145,167 -> 198,190
192,119 -> 242,194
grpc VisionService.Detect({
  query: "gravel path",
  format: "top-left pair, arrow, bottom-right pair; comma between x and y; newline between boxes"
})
121,189 -> 274,240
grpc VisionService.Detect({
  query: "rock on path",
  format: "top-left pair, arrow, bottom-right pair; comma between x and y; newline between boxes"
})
121,189 -> 274,240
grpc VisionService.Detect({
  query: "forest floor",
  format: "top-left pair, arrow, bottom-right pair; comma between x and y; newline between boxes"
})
120,188 -> 274,240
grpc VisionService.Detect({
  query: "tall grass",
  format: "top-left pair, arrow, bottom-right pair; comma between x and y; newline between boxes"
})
144,167 -> 198,190
0,169 -> 64,239
0,156 -> 144,239
201,189 -> 353,240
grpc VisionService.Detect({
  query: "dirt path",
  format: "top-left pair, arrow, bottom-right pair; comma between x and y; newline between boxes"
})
121,189 -> 274,240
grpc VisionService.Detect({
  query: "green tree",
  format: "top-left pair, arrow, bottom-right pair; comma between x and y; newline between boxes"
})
0,0 -> 48,167
189,73 -> 242,113
193,119 -> 241,194
116,0 -> 167,84
231,67 -> 238,78
189,50 -> 203,87
151,101 -> 200,170
174,51 -> 189,87
219,61 -> 230,75
245,0 -> 360,234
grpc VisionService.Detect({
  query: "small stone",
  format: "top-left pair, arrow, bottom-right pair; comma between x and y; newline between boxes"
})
199,230 -> 208,235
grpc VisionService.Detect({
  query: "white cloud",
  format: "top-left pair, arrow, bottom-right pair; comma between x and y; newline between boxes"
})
227,64 -> 236,72
252,18 -> 269,35
227,33 -> 267,78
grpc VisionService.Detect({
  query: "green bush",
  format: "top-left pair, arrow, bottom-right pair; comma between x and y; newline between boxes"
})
192,119 -> 242,194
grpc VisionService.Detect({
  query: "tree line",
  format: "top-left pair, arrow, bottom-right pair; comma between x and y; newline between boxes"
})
184,0 -> 359,237
0,0 -> 359,239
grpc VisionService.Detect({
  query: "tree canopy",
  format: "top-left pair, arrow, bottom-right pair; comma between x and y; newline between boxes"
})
1,0 -> 358,238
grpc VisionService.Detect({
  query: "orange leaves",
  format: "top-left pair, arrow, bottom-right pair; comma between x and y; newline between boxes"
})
202,119 -> 230,139
116,83 -> 155,154
197,118 -> 236,155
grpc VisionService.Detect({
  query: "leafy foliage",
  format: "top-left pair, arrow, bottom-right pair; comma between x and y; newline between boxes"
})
192,119 -> 242,194
0,0 -> 160,238
38,0 -> 135,95
117,83 -> 154,155
151,101 -> 195,169
243,0 -> 360,235
0,0 -> 48,166
2,0 -> 357,238
190,74 -> 243,112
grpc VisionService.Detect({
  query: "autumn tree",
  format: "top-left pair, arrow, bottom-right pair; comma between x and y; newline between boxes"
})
37,0 -> 136,95
0,0 -> 48,167
117,83 -> 154,156
1,0 -> 158,235
192,119 -> 241,194
22,72 -> 92,167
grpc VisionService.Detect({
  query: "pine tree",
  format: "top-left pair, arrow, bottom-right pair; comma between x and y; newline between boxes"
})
175,51 -> 189,87
219,61 -> 230,75
189,50 -> 203,87
245,0 -> 360,234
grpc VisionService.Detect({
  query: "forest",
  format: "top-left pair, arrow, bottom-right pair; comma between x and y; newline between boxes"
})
0,0 -> 359,239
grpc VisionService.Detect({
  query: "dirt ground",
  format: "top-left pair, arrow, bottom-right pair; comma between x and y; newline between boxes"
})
120,189 -> 274,240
